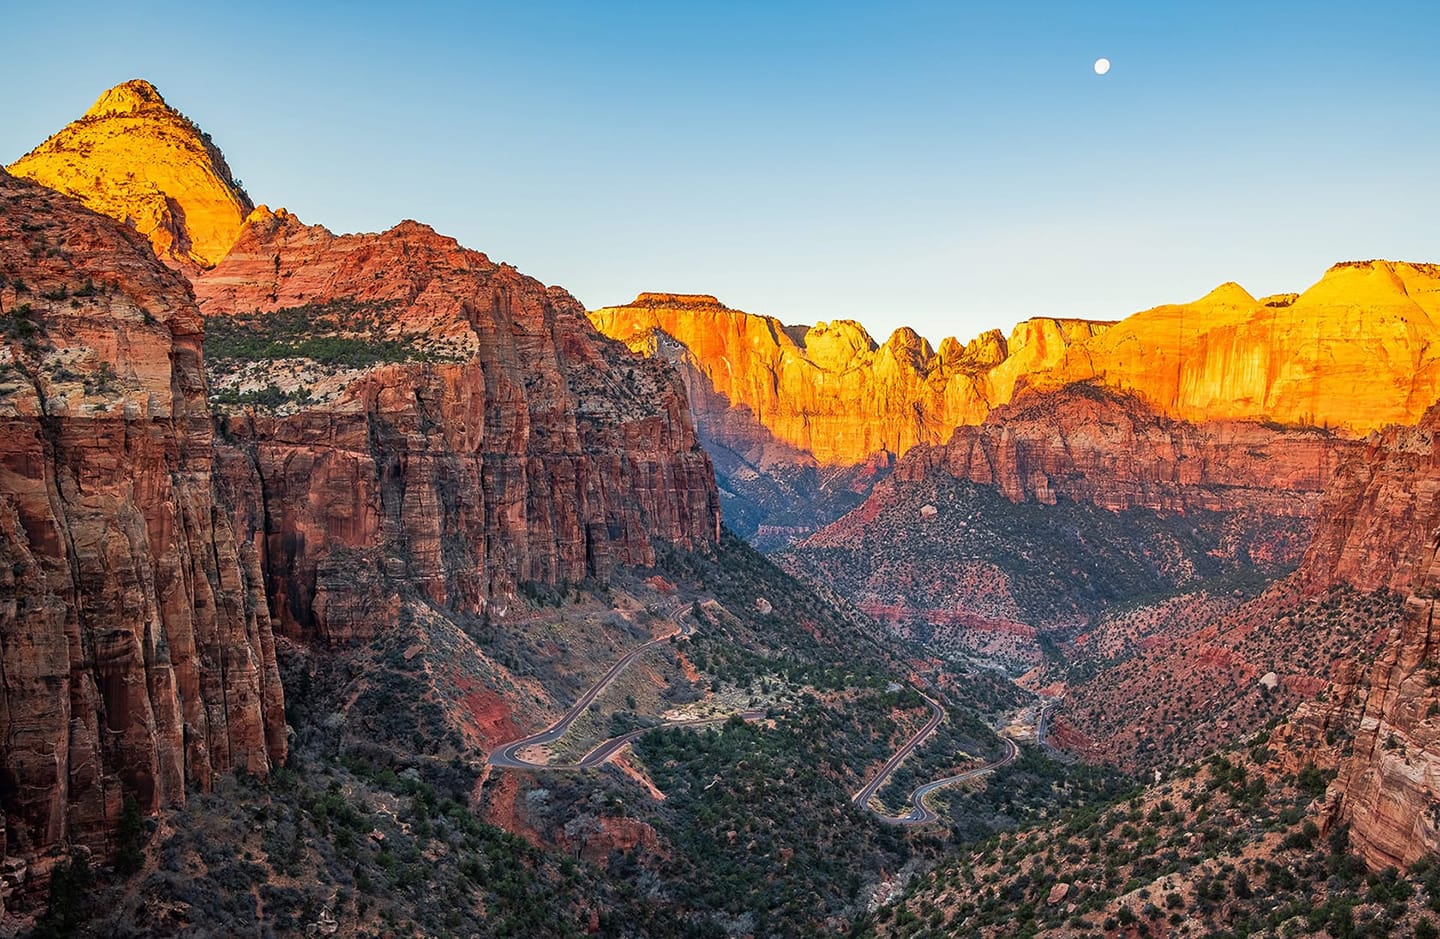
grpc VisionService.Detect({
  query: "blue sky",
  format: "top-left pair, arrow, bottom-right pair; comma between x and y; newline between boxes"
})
4,1 -> 1438,345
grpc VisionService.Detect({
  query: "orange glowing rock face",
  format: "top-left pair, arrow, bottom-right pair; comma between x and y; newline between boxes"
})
592,261 -> 1440,470
1033,261 -> 1440,435
7,79 -> 253,269
588,293 -> 1109,467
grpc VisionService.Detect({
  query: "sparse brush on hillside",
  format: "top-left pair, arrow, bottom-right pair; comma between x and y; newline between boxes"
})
860,733 -> 1439,939
203,299 -> 467,370
1050,581 -> 1404,772
782,477 -> 1312,672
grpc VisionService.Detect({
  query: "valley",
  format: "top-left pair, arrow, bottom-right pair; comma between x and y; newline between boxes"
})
2,71 -> 1439,939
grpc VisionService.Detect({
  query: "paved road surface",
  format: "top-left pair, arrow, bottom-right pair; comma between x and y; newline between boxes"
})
853,691 -> 1053,826
539,710 -> 768,770
877,736 -> 1020,824
489,604 -> 692,769
1036,697 -> 1059,748
849,689 -> 945,815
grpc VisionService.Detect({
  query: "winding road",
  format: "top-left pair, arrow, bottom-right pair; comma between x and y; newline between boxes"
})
488,601 -> 1054,828
1036,697 -> 1059,748
850,689 -> 1022,826
488,603 -> 696,769
849,690 -> 945,816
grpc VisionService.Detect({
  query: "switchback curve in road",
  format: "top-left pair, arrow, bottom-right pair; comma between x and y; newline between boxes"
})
488,601 -> 1054,829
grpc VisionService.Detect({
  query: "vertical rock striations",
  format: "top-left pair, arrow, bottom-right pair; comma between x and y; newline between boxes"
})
590,293 -> 1109,468
195,210 -> 720,645
0,171 -> 284,867
592,267 -> 1440,545
1324,593 -> 1440,870
590,293 -> 1106,542
1035,264 -> 1440,436
1301,407 -> 1440,595
1293,404 -> 1440,869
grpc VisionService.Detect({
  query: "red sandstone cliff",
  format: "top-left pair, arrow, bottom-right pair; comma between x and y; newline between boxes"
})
781,387 -> 1342,668
0,171 -> 285,873
898,385 -> 1347,516
1301,409 -> 1440,595
193,209 -> 721,645
1282,404 -> 1440,869
810,386 -> 1344,545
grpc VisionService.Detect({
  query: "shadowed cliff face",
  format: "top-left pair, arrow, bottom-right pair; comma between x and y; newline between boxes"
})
0,171 -> 285,863
7,80 -> 253,270
194,211 -> 721,645
0,81 -> 722,885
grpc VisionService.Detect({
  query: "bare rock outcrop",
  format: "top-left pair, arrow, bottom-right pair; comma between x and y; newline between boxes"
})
194,210 -> 720,644
1293,402 -> 1440,869
0,171 -> 284,867
7,80 -> 253,270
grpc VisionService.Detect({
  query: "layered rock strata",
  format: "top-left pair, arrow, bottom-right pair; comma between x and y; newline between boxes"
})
0,171 -> 285,869
896,385 -> 1347,516
1033,263 -> 1440,436
590,292 -> 1108,468
195,210 -> 721,645
1288,404 -> 1440,869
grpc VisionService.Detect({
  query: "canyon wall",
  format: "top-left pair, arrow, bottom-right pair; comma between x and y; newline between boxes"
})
0,79 -> 722,890
1034,264 -> 1440,436
590,292 -> 1108,469
780,387 -> 1340,669
1286,405 -> 1440,869
0,171 -> 285,871
195,210 -> 721,645
589,267 -> 1440,546
590,293 -> 1105,543
897,384 -> 1347,516
592,265 -> 1440,477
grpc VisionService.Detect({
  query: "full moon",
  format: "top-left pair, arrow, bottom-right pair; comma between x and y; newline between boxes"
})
1094,57 -> 1111,75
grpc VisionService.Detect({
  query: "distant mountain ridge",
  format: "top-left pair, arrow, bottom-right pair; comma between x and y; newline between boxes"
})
589,261 -> 1440,545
